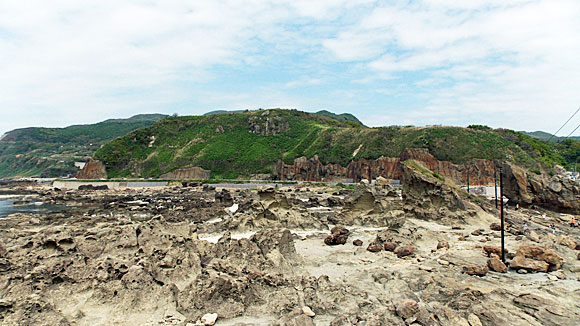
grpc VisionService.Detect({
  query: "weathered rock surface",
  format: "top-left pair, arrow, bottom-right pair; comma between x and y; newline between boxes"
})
487,256 -> 507,273
75,159 -> 107,179
160,167 -> 211,180
401,160 -> 471,221
277,148 -> 495,185
502,162 -> 580,212
514,245 -> 564,271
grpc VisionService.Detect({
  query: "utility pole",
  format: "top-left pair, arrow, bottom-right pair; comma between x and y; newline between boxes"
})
467,165 -> 470,193
494,164 -> 498,209
500,166 -> 505,263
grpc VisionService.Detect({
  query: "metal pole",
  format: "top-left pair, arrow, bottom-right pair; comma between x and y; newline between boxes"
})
500,166 -> 505,263
467,165 -> 470,193
494,164 -> 498,209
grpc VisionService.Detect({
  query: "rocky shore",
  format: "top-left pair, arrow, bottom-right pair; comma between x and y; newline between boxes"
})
1,164 -> 580,325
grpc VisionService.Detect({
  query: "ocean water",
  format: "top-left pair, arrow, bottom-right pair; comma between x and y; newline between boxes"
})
0,199 -> 65,218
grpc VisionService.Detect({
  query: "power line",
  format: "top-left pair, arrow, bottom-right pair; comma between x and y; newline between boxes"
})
563,121 -> 580,140
547,107 -> 580,142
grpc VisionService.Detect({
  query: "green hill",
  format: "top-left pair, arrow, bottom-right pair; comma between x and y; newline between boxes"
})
94,109 -> 579,179
0,114 -> 167,178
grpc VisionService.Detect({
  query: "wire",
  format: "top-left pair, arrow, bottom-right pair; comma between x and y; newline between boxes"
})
547,107 -> 580,142
563,122 -> 580,140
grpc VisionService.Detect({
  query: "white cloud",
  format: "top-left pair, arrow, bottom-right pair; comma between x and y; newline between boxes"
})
323,0 -> 580,132
1,0 -> 579,136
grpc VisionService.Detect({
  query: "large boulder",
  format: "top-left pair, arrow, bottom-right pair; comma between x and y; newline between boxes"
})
487,256 -> 507,273
515,245 -> 564,271
509,256 -> 549,273
502,162 -> 580,212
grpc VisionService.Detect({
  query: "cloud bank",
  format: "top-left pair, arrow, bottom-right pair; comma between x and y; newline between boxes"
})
1,0 -> 579,136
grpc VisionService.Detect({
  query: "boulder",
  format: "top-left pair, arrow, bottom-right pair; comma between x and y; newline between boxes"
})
509,256 -> 549,272
394,245 -> 415,258
367,240 -> 383,253
515,245 -> 564,271
352,239 -> 363,246
557,235 -> 577,249
324,233 -> 348,246
331,225 -> 350,236
490,223 -> 501,231
487,256 -> 507,273
463,265 -> 489,276
384,242 -> 397,252
483,246 -> 507,257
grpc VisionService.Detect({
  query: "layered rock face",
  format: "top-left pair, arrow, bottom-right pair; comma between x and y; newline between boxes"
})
159,167 -> 211,180
400,161 -> 473,222
278,148 -> 496,185
502,163 -> 580,212
75,159 -> 107,179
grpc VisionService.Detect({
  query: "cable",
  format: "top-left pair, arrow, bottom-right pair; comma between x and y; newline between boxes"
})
563,122 -> 580,140
547,107 -> 580,142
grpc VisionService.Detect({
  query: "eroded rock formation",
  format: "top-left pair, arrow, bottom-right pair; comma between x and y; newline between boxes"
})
502,162 -> 580,212
75,159 -> 107,179
277,148 -> 496,185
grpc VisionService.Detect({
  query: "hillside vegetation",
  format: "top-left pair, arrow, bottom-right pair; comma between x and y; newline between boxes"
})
94,109 -> 579,179
0,114 -> 167,178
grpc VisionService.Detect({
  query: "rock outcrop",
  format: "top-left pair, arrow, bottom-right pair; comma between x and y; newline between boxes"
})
502,162 -> 580,212
160,167 -> 211,180
75,159 -> 107,179
248,114 -> 289,135
277,148 -> 496,185
401,160 -> 470,221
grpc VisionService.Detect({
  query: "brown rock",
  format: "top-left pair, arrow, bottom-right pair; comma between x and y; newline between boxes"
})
436,240 -> 449,250
557,235 -> 576,249
487,256 -> 507,273
515,245 -> 564,271
483,246 -> 507,257
324,233 -> 348,246
352,239 -> 363,246
75,159 -> 107,179
394,245 -> 415,258
509,255 -> 549,272
383,242 -> 397,252
331,225 -> 350,236
395,300 -> 419,320
490,223 -> 501,231
367,241 -> 383,252
463,265 -> 489,276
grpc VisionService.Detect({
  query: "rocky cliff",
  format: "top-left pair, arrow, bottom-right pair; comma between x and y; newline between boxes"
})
75,159 -> 107,179
278,148 -> 496,185
159,167 -> 211,180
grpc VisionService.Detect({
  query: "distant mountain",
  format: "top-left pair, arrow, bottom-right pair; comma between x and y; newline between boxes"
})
94,109 -> 576,179
0,114 -> 168,178
520,130 -> 580,142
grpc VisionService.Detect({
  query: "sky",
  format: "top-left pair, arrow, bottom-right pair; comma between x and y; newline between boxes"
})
1,0 -> 580,136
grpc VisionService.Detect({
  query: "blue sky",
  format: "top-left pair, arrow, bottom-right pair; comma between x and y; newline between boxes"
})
1,0 -> 580,136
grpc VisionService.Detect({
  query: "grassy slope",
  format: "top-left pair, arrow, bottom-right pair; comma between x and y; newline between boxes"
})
94,109 -> 573,179
0,114 -> 167,178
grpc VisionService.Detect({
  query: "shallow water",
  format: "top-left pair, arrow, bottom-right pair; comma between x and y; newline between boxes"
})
0,199 -> 66,218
